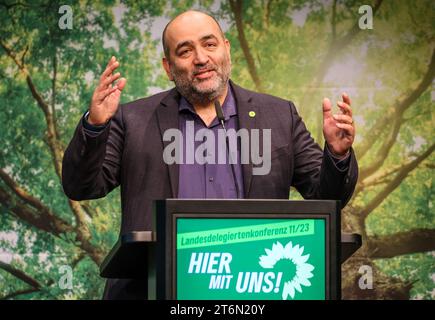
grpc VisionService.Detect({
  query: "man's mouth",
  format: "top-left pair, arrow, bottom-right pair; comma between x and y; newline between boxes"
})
193,69 -> 216,80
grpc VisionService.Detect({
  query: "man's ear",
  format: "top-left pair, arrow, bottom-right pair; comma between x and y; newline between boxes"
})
162,57 -> 174,81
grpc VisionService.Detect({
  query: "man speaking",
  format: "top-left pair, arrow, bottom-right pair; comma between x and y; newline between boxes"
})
62,10 -> 358,299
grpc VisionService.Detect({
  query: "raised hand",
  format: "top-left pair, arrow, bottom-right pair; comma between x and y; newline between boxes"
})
322,93 -> 355,157
88,56 -> 127,125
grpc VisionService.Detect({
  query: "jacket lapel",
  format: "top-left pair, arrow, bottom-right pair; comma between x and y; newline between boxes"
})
230,81 -> 258,197
156,82 -> 259,198
156,88 -> 180,198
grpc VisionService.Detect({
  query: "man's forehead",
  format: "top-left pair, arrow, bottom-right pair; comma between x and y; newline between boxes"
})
165,13 -> 222,46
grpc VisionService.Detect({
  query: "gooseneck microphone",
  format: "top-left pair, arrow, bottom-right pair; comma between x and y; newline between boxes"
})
214,100 -> 240,199
215,100 -> 226,129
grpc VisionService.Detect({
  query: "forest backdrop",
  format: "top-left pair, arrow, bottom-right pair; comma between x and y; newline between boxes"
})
0,0 -> 434,299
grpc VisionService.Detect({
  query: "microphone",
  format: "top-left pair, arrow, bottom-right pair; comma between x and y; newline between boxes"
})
214,100 -> 240,199
214,100 -> 226,129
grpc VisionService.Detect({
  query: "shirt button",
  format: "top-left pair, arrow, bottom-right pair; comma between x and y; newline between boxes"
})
209,177 -> 214,182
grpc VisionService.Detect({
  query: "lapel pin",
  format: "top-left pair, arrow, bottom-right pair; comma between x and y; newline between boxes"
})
249,111 -> 256,118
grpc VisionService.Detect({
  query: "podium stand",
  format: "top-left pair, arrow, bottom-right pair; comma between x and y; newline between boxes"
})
100,199 -> 362,300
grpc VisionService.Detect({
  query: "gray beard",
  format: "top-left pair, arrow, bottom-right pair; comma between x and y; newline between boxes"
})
170,63 -> 231,106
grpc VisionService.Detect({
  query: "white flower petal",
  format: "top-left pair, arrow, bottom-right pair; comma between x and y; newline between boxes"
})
296,269 -> 309,278
282,282 -> 291,300
259,255 -> 274,268
293,279 -> 303,293
294,253 -> 310,264
295,245 -> 304,258
273,242 -> 284,252
300,263 -> 315,273
296,268 -> 314,280
277,242 -> 286,257
288,245 -> 298,260
289,281 -> 296,299
284,241 -> 293,259
271,242 -> 284,261
293,244 -> 300,255
299,277 -> 312,287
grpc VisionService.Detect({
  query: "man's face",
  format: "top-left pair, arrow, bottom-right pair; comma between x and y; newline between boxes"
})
162,12 -> 231,104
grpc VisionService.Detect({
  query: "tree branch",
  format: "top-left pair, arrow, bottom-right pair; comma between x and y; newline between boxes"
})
355,48 -> 435,161
0,39 -> 64,180
367,229 -> 435,259
0,2 -> 32,10
360,143 -> 435,219
80,201 -> 97,218
51,46 -> 61,141
0,184 -> 103,264
229,0 -> 264,92
0,261 -> 41,289
0,39 -> 96,254
0,168 -> 93,243
71,252 -> 86,269
0,287 -> 41,300
0,169 -> 55,216
20,44 -> 28,67
263,0 -> 272,29
1,167 -> 96,264
359,114 -> 404,180
354,163 -> 403,196
403,107 -> 433,122
0,249 -> 88,299
0,185 -> 73,236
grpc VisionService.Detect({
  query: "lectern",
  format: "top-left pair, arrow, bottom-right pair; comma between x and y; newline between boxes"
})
100,199 -> 361,300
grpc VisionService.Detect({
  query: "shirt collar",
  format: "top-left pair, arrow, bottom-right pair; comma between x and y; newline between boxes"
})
178,83 -> 237,120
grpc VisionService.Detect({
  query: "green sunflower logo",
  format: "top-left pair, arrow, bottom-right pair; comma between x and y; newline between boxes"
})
259,241 -> 314,300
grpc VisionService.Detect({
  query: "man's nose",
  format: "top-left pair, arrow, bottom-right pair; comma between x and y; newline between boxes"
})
193,48 -> 209,65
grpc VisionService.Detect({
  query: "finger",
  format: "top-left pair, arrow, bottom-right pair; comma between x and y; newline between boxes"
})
102,56 -> 116,76
337,101 -> 353,117
333,114 -> 353,125
322,98 -> 333,120
96,85 -> 118,102
116,77 -> 127,91
101,59 -> 119,80
342,92 -> 351,106
108,55 -> 115,65
100,72 -> 121,88
100,56 -> 115,77
101,60 -> 119,79
335,122 -> 355,135
105,56 -> 115,69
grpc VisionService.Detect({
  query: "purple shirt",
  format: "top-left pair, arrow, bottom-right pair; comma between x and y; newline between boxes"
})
177,86 -> 245,199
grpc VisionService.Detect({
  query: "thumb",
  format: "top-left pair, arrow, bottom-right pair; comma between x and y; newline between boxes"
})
322,98 -> 333,120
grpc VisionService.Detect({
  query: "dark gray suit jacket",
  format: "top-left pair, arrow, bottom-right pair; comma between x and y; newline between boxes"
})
62,81 -> 358,299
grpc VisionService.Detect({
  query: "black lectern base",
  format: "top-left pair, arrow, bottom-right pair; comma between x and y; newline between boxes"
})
100,231 -> 155,279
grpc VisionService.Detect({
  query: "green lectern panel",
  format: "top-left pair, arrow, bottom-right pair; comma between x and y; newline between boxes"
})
176,218 -> 326,300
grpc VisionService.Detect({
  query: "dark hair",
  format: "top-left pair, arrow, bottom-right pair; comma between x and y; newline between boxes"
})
162,11 -> 226,60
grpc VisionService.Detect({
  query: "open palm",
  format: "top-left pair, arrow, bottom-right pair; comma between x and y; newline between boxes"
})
322,93 -> 355,156
89,56 -> 127,125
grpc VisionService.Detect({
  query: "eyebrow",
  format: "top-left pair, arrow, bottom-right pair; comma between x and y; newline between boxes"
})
174,34 -> 219,53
